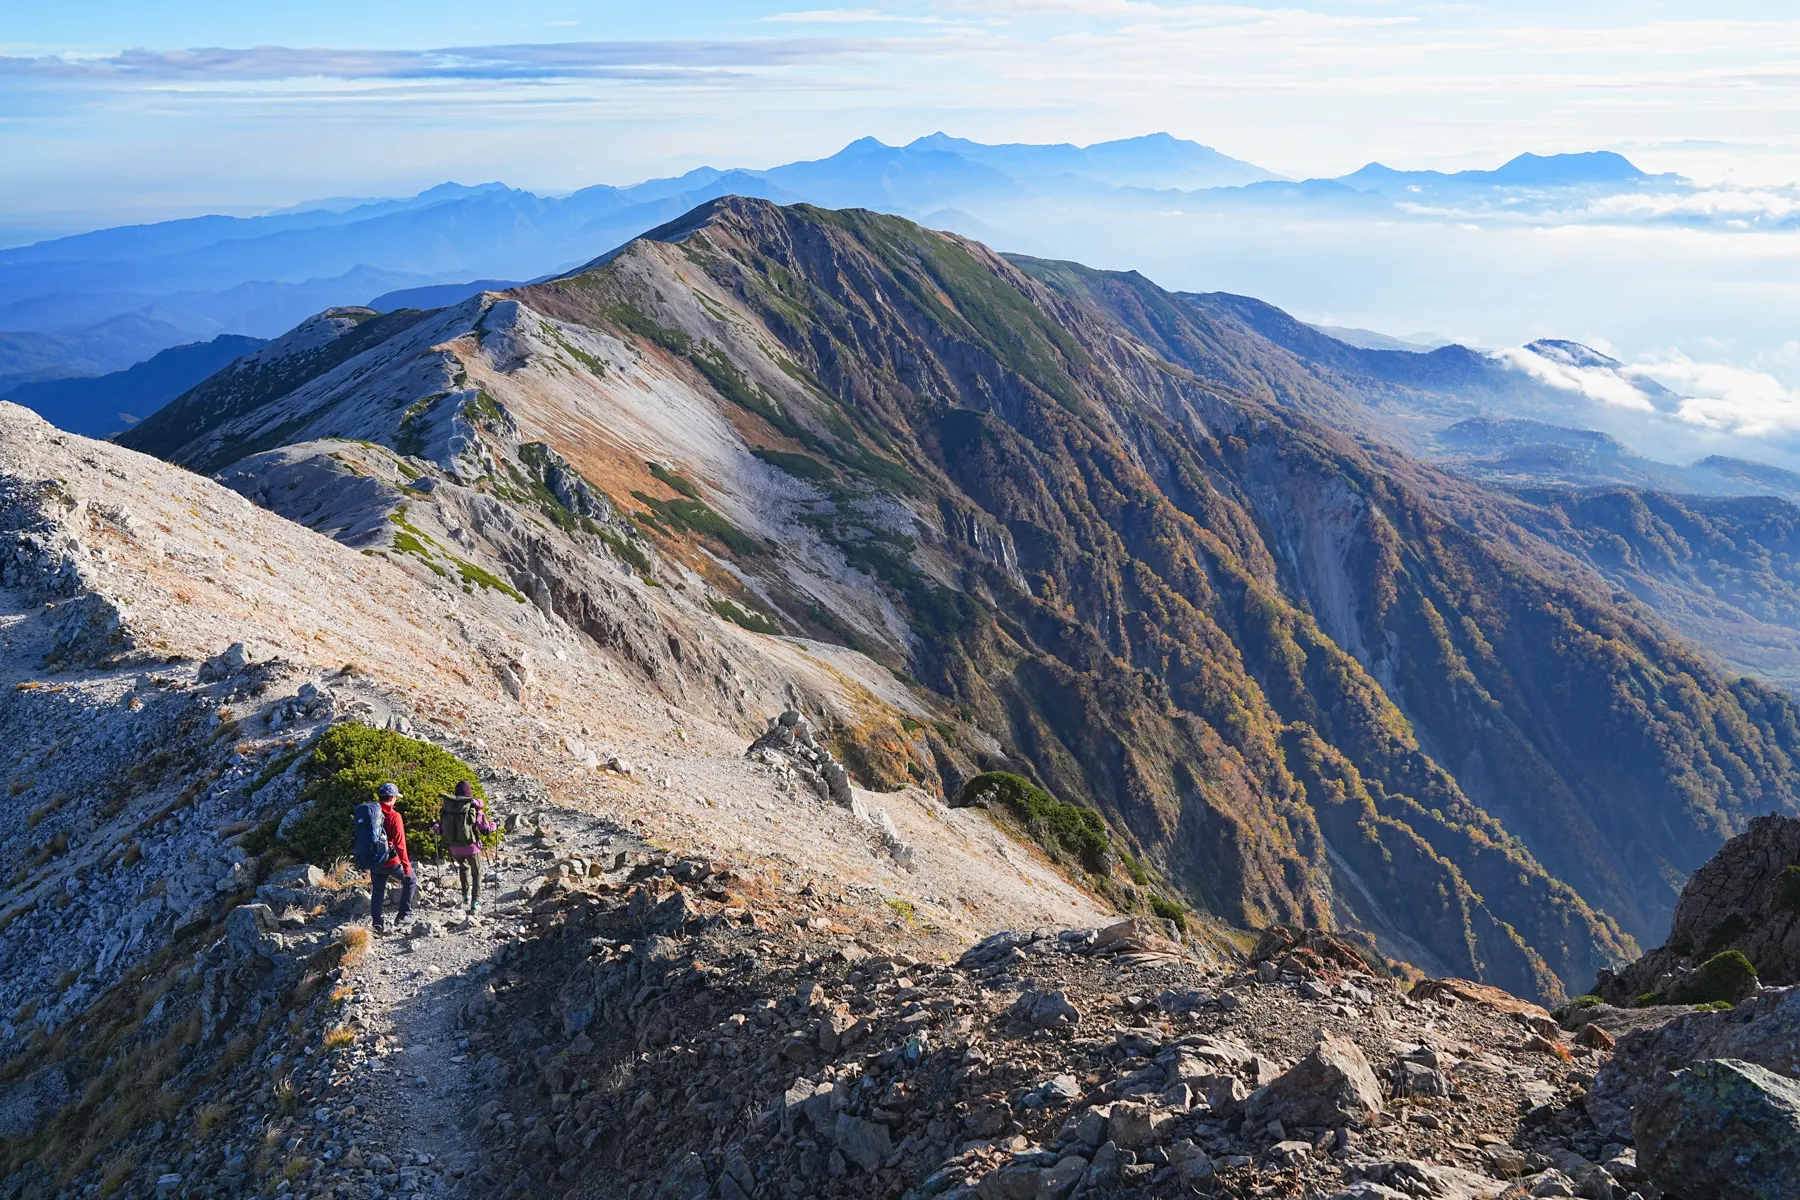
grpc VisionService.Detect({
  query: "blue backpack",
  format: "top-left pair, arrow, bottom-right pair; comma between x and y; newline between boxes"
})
352,801 -> 390,870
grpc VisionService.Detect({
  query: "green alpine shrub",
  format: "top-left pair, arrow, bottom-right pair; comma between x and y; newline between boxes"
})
282,725 -> 496,864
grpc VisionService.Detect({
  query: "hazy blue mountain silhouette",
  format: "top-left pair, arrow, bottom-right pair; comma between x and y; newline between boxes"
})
1338,151 -> 1661,194
1,333 -> 264,438
0,138 -> 1689,390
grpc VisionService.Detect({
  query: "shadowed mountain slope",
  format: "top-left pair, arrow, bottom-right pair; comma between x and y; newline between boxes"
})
124,197 -> 1800,1002
0,333 -> 264,438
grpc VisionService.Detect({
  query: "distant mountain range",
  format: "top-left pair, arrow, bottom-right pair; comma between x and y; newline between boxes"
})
1339,150 -> 1667,194
0,135 -> 1727,394
0,133 -> 1274,379
14,133 -> 1799,518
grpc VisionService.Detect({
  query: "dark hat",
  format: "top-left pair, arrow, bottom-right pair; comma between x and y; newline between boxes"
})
377,782 -> 401,798
454,780 -> 474,798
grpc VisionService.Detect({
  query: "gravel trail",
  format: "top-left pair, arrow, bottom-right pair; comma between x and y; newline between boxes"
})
335,805 -> 642,1197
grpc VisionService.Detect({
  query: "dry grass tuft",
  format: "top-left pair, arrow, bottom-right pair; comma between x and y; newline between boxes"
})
338,924 -> 371,969
322,1026 -> 355,1052
195,1101 -> 233,1136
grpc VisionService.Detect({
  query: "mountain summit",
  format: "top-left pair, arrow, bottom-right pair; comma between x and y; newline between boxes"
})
116,195 -> 1800,1005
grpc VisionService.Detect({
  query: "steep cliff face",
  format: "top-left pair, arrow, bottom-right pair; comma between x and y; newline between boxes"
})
1012,253 -> 1800,951
127,197 -> 1800,1001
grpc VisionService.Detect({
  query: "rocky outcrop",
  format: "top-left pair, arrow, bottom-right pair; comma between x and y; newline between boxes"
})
1595,813 -> 1800,1003
445,861 -> 1636,1200
1634,1058 -> 1800,1200
1589,985 -> 1800,1140
748,709 -> 854,808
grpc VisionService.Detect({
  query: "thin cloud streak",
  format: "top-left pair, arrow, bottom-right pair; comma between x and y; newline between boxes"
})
762,9 -> 956,24
0,39 -> 890,84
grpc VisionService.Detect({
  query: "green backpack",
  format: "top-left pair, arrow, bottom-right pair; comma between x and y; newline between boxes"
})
441,795 -> 477,846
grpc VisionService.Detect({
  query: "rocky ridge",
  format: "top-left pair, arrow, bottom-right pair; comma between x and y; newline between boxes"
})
106,196 -> 1800,1003
0,402 -> 1118,1195
5,399 -> 1800,1199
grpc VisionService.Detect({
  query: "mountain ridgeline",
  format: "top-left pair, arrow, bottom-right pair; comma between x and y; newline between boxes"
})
121,197 -> 1800,1002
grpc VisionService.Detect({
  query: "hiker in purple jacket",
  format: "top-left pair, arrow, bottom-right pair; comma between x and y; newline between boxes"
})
434,780 -> 495,914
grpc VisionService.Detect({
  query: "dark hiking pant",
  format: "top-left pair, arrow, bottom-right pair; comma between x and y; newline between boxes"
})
454,855 -> 483,904
371,865 -> 415,928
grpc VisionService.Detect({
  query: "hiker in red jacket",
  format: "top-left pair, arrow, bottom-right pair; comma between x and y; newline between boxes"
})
370,781 -> 416,933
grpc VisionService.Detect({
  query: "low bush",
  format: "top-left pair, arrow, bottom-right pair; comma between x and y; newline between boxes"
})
1120,852 -> 1150,886
1669,950 -> 1759,1006
753,448 -> 836,483
956,771 -> 1111,873
1553,994 -> 1604,1021
599,531 -> 652,577
280,725 -> 496,864
1147,894 -> 1188,933
711,598 -> 780,635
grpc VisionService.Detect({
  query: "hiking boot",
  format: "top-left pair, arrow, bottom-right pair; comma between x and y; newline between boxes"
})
469,901 -> 481,915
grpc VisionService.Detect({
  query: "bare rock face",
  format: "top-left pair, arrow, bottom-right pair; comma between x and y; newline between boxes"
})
1634,1058 -> 1800,1200
1589,985 -> 1800,1140
1596,814 -> 1800,1003
0,474 -> 86,596
1248,1032 -> 1384,1128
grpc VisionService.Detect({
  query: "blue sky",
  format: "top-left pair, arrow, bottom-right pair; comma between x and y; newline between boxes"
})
6,1 -> 1800,233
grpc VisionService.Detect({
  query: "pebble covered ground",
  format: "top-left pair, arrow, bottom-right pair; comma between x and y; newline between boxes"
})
303,851 -> 1655,1200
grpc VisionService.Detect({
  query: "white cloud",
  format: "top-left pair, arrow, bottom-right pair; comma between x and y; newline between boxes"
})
1495,344 -> 1656,412
1494,342 -> 1800,443
1581,188 -> 1800,223
1629,353 -> 1800,438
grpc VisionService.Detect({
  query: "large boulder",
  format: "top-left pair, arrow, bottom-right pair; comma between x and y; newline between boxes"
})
1634,1058 -> 1800,1200
1247,1033 -> 1384,1128
1009,987 -> 1082,1029
832,1113 -> 893,1172
1590,985 -> 1800,1139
